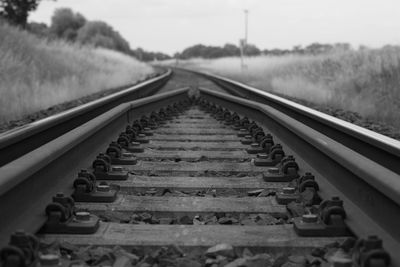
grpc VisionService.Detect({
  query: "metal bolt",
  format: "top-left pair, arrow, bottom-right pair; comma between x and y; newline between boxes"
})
365,235 -> 382,250
14,229 -> 25,236
75,211 -> 91,221
329,250 -> 352,267
39,254 -> 61,266
268,167 -> 280,174
302,214 -> 318,223
283,187 -> 296,194
122,152 -> 133,157
10,230 -> 31,245
331,196 -> 343,207
96,184 -> 110,192
112,166 -> 123,172
258,153 -> 268,159
331,258 -> 352,267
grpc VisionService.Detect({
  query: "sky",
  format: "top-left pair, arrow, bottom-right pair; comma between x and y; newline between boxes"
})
30,0 -> 400,55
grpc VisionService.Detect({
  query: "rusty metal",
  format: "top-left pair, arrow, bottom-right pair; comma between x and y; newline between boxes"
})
106,142 -> 137,165
0,87 -> 190,245
293,197 -> 348,237
92,153 -> 129,180
246,142 -> 264,154
127,125 -> 149,143
42,193 -> 100,234
251,127 -> 265,142
196,71 -> 400,174
117,132 -> 144,153
1,70 -> 399,266
354,236 -> 391,267
262,155 -> 299,182
0,70 -> 172,167
276,172 -> 320,205
228,112 -> 240,126
72,169 -> 118,202
198,87 -> 400,264
253,144 -> 285,166
0,231 -> 39,267
240,135 -> 253,145
237,128 -> 249,137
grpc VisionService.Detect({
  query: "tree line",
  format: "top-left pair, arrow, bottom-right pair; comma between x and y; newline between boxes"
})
174,42 -> 351,59
27,8 -> 171,61
1,0 -> 352,61
0,0 -> 170,61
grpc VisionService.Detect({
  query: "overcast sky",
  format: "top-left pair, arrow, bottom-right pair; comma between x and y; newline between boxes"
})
30,0 -> 400,55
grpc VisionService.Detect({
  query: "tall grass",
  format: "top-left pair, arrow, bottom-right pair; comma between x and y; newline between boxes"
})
176,48 -> 400,131
0,22 -> 154,123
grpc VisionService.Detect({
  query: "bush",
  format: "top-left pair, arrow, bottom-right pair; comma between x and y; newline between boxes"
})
0,23 -> 154,123
176,48 -> 400,132
76,21 -> 130,53
50,8 -> 86,41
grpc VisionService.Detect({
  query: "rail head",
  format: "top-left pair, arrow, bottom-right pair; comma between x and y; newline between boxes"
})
0,69 -> 173,166
0,87 -> 190,244
198,87 -> 400,266
204,71 -> 399,151
0,86 -> 189,197
180,68 -> 400,174
199,87 -> 400,206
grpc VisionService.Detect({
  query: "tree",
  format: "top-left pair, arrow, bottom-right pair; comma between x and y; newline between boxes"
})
223,43 -> 240,57
178,43 -> 248,59
243,44 -> 261,56
0,0 -> 41,27
27,21 -> 48,37
50,8 -> 86,41
305,43 -> 334,54
76,21 -> 130,53
129,48 -> 171,62
293,45 -> 304,54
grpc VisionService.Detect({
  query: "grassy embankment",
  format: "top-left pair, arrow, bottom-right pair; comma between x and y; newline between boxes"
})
0,22 -> 154,124
176,48 -> 400,134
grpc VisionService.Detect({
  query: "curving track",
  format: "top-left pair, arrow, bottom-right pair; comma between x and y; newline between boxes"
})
0,68 -> 398,267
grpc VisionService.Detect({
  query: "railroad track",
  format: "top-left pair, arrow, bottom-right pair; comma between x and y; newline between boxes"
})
0,69 -> 399,267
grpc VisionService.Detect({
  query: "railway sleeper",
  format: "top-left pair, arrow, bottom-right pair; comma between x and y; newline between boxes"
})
77,100 -> 345,238
1,229 -> 390,267
0,95 -> 392,267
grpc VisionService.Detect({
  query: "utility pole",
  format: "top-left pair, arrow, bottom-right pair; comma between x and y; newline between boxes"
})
241,9 -> 249,71
244,9 -> 248,48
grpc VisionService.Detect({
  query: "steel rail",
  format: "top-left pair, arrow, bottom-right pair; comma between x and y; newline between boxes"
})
0,70 -> 173,167
0,87 -> 190,246
199,87 -> 400,267
180,68 -> 400,175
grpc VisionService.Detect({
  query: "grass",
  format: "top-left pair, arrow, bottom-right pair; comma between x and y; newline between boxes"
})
0,22 -> 154,123
173,48 -> 400,133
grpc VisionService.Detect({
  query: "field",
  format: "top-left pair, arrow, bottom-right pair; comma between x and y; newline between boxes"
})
174,48 -> 400,135
0,22 -> 154,124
